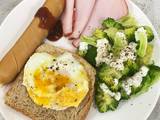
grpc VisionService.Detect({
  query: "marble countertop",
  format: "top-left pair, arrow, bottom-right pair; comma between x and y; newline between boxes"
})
0,0 -> 160,120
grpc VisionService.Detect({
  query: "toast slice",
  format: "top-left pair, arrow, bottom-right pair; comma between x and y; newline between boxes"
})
5,44 -> 96,120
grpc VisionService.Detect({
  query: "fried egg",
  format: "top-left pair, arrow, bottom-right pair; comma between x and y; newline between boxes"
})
23,52 -> 89,110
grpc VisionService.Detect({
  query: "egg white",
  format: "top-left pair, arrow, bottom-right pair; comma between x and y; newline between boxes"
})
23,52 -> 89,110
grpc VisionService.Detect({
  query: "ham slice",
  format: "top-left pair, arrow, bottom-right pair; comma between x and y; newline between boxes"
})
72,39 -> 80,48
73,0 -> 128,47
83,0 -> 128,36
61,0 -> 75,36
69,0 -> 96,39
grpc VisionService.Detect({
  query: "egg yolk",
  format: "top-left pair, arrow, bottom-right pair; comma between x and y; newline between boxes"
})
28,67 -> 88,109
55,88 -> 87,107
34,68 -> 70,93
28,68 -> 71,106
29,90 -> 51,106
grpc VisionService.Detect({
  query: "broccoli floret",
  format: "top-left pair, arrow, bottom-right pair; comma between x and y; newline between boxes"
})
84,45 -> 97,66
78,50 -> 86,57
104,27 -> 118,44
112,32 -> 128,56
120,88 -> 130,100
120,82 -> 142,99
95,82 -> 119,112
136,44 -> 153,66
97,64 -> 122,91
121,60 -> 140,79
102,18 -> 115,28
135,27 -> 148,57
93,29 -> 108,39
118,80 -> 131,100
124,26 -> 137,42
135,65 -> 160,96
80,35 -> 97,47
118,15 -> 138,27
102,18 -> 124,29
131,86 -> 143,95
78,36 -> 97,66
143,26 -> 154,42
121,65 -> 160,97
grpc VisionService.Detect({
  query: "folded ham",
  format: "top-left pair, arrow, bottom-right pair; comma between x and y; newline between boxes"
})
69,0 -> 96,39
61,0 -> 75,36
73,0 -> 128,47
83,0 -> 128,36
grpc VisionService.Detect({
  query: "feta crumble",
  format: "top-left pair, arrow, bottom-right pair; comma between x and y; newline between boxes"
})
120,42 -> 137,62
96,38 -> 110,66
107,43 -> 137,71
100,83 -> 121,101
79,42 -> 88,51
114,92 -> 121,101
113,78 -> 119,86
95,39 -> 137,71
110,59 -> 124,71
116,32 -> 127,41
122,66 -> 149,95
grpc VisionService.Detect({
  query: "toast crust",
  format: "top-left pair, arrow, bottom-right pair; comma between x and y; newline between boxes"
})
5,44 -> 96,120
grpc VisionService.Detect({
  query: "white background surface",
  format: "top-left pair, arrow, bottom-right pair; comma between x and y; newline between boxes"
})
0,0 -> 160,120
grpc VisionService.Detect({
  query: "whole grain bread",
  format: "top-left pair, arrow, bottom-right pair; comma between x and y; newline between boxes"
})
5,44 -> 96,120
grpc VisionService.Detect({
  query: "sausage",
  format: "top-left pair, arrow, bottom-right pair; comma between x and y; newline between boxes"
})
0,0 -> 65,84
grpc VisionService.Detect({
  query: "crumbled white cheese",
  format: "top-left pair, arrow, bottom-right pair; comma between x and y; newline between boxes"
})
102,53 -> 113,65
95,41 -> 137,71
79,42 -> 88,51
96,38 -> 110,66
122,66 -> 149,95
114,92 -> 121,101
96,38 -> 109,47
110,59 -> 124,71
109,42 -> 137,71
120,42 -> 137,62
140,66 -> 149,76
122,83 -> 132,95
116,32 -> 126,40
135,27 -> 147,42
113,78 -> 119,86
100,83 -> 121,101
100,83 -> 114,97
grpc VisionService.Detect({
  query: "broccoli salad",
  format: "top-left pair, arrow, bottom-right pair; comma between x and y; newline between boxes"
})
78,16 -> 160,113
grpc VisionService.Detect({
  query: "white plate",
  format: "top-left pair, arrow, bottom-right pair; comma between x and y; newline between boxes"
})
0,0 -> 160,120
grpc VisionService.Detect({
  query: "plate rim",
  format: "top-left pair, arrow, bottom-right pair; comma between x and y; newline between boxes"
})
0,0 -> 159,120
130,1 -> 160,120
